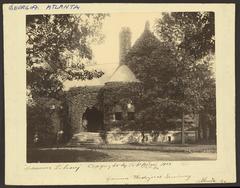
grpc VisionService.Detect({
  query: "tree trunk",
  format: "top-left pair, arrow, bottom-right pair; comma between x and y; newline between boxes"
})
181,113 -> 185,144
199,113 -> 209,144
141,131 -> 145,143
209,119 -> 216,144
194,113 -> 199,142
202,114 -> 208,143
198,113 -> 204,142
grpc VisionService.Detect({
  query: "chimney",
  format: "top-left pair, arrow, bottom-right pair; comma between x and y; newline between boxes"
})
144,20 -> 150,31
119,27 -> 131,65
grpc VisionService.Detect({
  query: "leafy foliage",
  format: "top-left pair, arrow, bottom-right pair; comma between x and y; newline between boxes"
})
27,98 -> 60,147
125,29 -> 180,130
155,12 -> 215,59
125,13 -> 215,136
26,14 -> 108,146
154,12 -> 216,131
98,82 -> 143,130
26,14 -> 107,99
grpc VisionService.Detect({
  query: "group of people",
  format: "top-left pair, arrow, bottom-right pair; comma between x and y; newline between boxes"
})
33,130 -> 64,147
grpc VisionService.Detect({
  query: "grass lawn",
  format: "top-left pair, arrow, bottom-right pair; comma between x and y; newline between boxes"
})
27,147 -> 216,163
27,148 -> 109,163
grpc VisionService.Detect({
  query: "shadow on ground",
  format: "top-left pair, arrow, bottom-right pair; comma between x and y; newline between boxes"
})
27,147 -> 217,163
27,148 -> 109,163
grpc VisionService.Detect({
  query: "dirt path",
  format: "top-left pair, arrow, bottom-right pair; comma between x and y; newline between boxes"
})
28,147 -> 217,162
94,149 -> 217,161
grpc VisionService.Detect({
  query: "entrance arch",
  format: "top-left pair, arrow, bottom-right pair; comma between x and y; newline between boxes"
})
82,107 -> 103,132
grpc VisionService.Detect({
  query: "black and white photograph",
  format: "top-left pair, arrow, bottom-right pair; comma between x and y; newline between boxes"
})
4,3 -> 237,185
26,12 -> 217,163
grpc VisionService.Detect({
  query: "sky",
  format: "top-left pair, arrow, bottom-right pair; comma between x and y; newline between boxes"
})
64,13 -> 162,89
64,13 -> 215,89
25,12 -> 216,92
89,12 -> 216,76
91,13 -> 162,65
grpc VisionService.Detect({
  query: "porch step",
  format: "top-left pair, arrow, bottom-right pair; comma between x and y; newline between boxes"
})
68,132 -> 104,146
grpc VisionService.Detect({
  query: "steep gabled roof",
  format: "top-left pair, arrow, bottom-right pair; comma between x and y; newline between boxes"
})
108,64 -> 140,83
64,21 -> 157,90
129,22 -> 161,57
63,63 -> 118,90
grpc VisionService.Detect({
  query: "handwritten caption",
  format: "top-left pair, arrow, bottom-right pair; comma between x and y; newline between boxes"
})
24,162 -> 228,183
107,174 -> 192,182
25,162 -> 171,172
106,175 -> 228,183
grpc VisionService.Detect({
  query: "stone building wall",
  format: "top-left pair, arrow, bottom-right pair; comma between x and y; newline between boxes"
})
66,86 -> 102,134
66,82 -> 143,134
101,81 -> 143,131
51,111 -> 61,134
69,130 -> 198,145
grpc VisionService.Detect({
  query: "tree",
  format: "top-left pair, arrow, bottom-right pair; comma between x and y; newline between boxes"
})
155,12 -> 215,59
126,13 -> 216,143
26,14 -> 108,146
26,14 -> 107,99
125,24 -> 180,134
154,12 -> 216,143
27,97 -> 61,147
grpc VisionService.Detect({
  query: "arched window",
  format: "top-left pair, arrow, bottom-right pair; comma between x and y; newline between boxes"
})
127,100 -> 135,120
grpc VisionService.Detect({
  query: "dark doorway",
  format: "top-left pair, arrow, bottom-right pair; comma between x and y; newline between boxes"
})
168,136 -> 171,142
82,107 -> 103,132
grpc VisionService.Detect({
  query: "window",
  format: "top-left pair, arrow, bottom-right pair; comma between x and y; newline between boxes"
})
115,112 -> 123,120
112,114 -> 116,122
127,100 -> 135,120
128,112 -> 135,120
113,104 -> 123,121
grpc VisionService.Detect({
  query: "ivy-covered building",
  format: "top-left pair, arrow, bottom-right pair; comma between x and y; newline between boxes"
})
66,25 -> 143,134
64,22 -> 198,144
